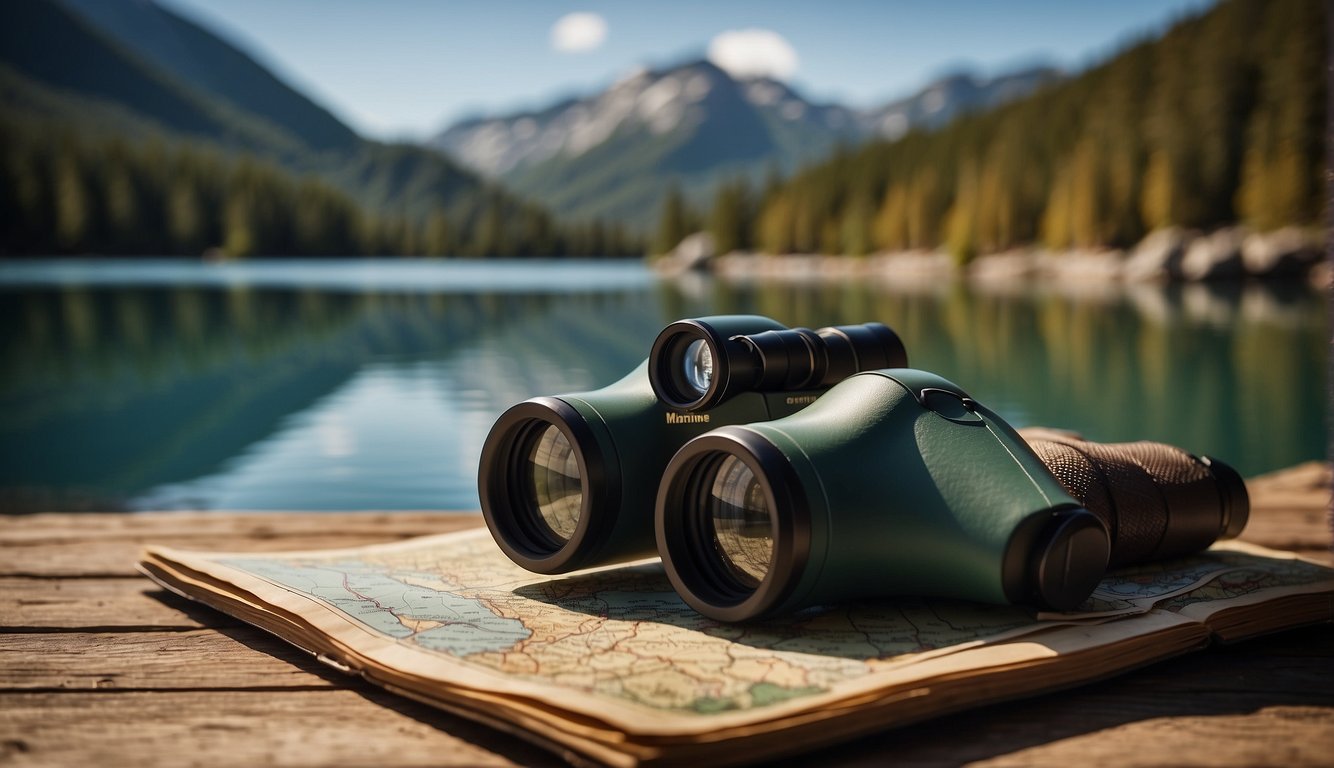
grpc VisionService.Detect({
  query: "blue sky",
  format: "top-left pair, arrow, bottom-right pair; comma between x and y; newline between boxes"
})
162,0 -> 1213,141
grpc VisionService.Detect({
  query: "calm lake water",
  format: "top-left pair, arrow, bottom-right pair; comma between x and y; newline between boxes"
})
0,259 -> 1325,512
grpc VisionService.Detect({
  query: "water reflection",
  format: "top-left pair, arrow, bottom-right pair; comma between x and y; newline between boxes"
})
0,263 -> 1324,512
686,276 -> 1325,479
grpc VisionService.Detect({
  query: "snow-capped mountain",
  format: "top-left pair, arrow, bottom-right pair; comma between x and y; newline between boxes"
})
429,59 -> 1058,227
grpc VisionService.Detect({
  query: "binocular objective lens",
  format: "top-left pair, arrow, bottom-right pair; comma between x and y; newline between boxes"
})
708,455 -> 773,589
524,424 -> 582,542
682,339 -> 714,396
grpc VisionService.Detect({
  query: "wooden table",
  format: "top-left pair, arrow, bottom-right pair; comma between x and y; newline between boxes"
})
3,463 -> 1331,767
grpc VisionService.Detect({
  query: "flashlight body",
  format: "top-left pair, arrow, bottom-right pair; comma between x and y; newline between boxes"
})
480,316 -> 834,575
657,369 -> 1112,621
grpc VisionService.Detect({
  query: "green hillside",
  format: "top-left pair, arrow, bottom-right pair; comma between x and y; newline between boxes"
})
56,0 -> 360,153
706,0 -> 1324,259
0,115 -> 641,257
0,0 -> 641,257
0,0 -> 305,156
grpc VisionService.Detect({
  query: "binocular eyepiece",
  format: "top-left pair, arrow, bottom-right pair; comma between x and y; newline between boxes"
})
650,319 -> 907,411
479,315 -> 908,576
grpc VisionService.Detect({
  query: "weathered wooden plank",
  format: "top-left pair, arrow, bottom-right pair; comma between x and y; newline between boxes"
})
0,689 -> 561,767
1236,461 -> 1332,564
772,624 -> 1334,768
2,627 -> 1330,768
936,707 -> 1334,768
1,522 -> 485,577
0,462 -> 1327,768
0,511 -> 475,543
985,707 -> 1334,767
1245,461 -> 1331,494
0,628 -> 337,691
0,577 -> 217,630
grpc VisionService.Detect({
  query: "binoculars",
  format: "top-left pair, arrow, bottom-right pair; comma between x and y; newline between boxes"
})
479,316 -> 1248,621
479,315 -> 908,572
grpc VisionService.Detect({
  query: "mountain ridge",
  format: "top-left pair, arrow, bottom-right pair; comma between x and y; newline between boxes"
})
57,0 -> 360,153
429,58 -> 1059,228
2,0 -> 513,222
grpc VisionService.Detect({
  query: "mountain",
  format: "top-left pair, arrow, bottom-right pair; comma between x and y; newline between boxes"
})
865,68 -> 1061,140
56,0 -> 360,153
430,60 -> 1058,228
1,0 -> 512,223
0,0 -> 307,156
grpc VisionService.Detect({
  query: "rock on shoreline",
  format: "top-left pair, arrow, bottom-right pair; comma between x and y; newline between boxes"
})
656,226 -> 1325,288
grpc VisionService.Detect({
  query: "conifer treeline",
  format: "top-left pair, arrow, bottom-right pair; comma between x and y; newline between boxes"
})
666,0 -> 1323,261
0,119 -> 642,258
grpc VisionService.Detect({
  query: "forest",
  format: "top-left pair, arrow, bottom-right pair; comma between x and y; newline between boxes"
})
663,0 -> 1325,262
0,117 -> 643,258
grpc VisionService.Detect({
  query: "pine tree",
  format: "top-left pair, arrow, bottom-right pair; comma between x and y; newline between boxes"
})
222,188 -> 255,258
1237,0 -> 1325,229
757,193 -> 793,254
166,177 -> 205,253
653,182 -> 689,255
709,180 -> 751,255
53,151 -> 90,253
872,184 -> 908,251
840,190 -> 873,256
422,210 -> 451,256
102,144 -> 142,253
945,161 -> 979,265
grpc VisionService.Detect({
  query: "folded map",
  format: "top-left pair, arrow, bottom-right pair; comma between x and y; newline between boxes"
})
139,530 -> 1334,767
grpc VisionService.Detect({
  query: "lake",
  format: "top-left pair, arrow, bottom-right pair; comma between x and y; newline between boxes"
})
0,259 -> 1325,513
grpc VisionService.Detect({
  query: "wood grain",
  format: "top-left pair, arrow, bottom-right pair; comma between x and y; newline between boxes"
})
769,623 -> 1334,767
0,628 -> 334,690
0,515 -> 484,577
0,577 -> 216,630
0,690 -> 560,768
0,462 -> 1329,768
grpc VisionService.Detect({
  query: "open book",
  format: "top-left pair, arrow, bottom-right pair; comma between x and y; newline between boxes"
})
139,529 -> 1334,767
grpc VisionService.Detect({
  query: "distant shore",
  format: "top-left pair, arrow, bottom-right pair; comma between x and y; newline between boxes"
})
654,226 -> 1327,289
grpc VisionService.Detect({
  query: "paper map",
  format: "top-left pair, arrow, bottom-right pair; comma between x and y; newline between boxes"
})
214,530 -> 1334,717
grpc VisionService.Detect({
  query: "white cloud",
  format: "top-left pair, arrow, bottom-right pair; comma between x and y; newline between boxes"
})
707,29 -> 798,81
551,12 -> 607,53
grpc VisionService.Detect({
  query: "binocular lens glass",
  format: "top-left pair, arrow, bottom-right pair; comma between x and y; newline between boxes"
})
707,455 -> 773,589
524,424 -> 582,542
682,339 -> 714,396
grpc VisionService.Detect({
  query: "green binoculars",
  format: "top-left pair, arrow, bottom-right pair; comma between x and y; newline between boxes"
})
479,315 -> 908,573
479,316 -> 1248,620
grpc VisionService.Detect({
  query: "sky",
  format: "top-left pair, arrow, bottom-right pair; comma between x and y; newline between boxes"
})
161,0 -> 1214,141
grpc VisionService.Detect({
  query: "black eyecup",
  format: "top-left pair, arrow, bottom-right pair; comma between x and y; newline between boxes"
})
648,319 -> 761,412
1201,456 -> 1249,540
656,427 -> 812,622
477,397 -> 618,574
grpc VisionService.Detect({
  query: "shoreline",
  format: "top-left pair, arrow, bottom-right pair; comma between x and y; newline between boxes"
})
655,226 -> 1328,290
